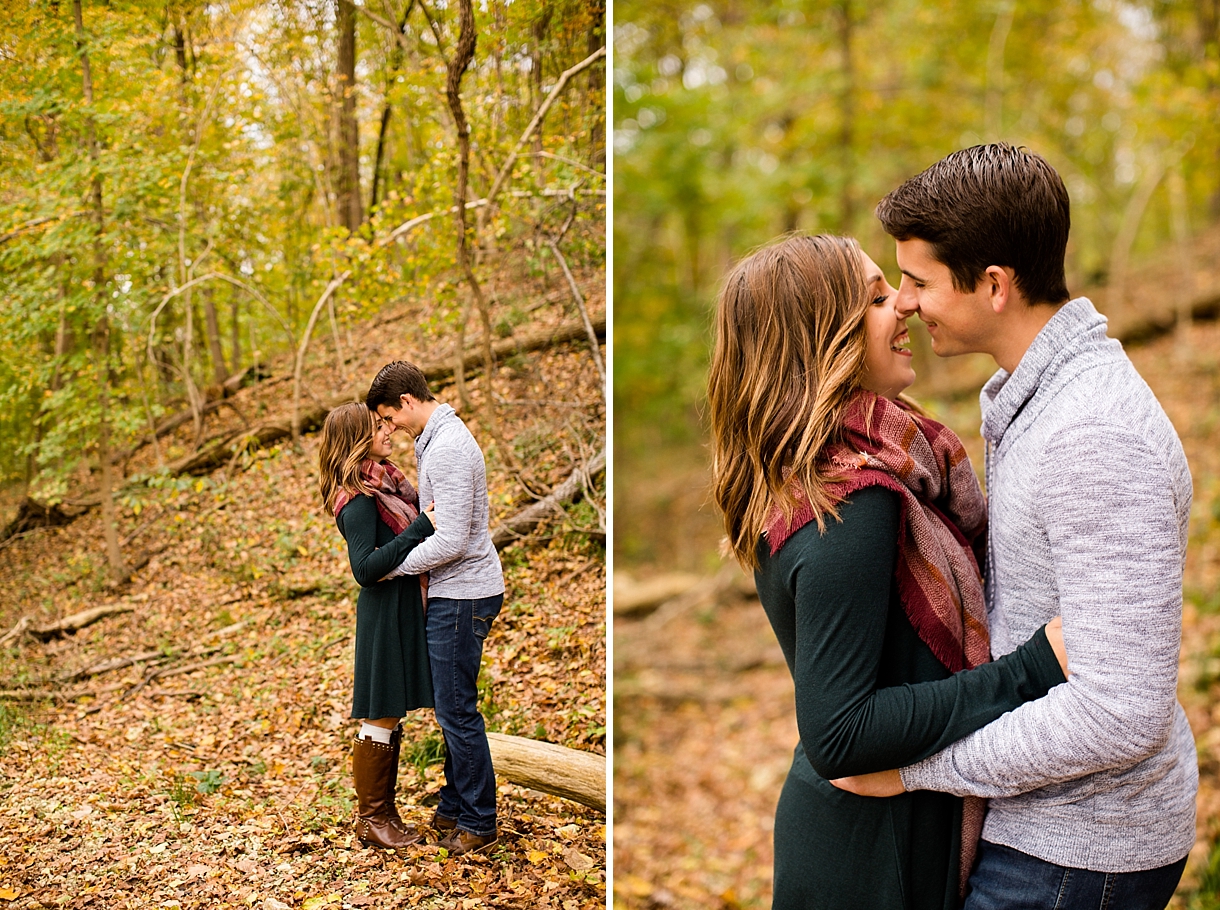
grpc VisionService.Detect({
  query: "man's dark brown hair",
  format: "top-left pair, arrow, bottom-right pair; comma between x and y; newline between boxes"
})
365,361 -> 436,410
876,143 -> 1071,305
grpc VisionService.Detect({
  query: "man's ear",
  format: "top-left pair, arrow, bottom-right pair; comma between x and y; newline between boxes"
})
985,265 -> 1015,315
398,393 -> 416,411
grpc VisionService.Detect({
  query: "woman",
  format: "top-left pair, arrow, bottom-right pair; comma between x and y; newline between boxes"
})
707,235 -> 1068,909
318,402 -> 436,850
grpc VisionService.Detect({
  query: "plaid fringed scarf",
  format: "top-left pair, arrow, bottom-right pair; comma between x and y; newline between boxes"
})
333,459 -> 420,533
765,389 -> 990,896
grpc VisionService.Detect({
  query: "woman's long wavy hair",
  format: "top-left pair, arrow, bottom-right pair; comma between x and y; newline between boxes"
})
318,402 -> 377,514
709,233 -> 876,569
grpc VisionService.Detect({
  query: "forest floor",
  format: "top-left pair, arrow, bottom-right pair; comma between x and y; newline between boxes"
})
0,262 -> 606,909
614,316 -> 1220,910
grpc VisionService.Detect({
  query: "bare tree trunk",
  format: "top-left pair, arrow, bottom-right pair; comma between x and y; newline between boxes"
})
444,0 -> 518,469
51,263 -> 72,393
203,286 -> 228,383
446,0 -> 477,412
836,0 -> 855,233
75,0 -> 124,585
1168,163 -> 1194,358
336,0 -> 362,232
585,0 -> 605,163
229,295 -> 242,372
530,8 -> 553,170
1107,146 -> 1183,322
985,2 -> 1015,141
370,0 -> 415,215
1194,0 -> 1220,217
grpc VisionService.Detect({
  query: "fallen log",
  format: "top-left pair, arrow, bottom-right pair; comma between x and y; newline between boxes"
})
1,498 -> 84,543
59,649 -> 164,684
28,604 -> 135,642
486,733 -> 605,812
422,315 -> 605,383
0,617 -> 32,648
170,316 -> 606,477
491,448 -> 606,549
612,572 -> 701,617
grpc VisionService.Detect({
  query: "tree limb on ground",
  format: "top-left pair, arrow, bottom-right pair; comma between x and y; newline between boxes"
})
1,498 -> 85,541
121,654 -> 240,701
612,573 -> 702,617
0,617 -> 33,648
547,241 -> 605,391
59,649 -> 165,683
491,447 -> 605,549
1,604 -> 135,650
114,364 -> 269,465
60,620 -> 246,683
23,604 -> 135,642
486,733 -> 605,812
169,316 -> 604,476
0,316 -> 606,540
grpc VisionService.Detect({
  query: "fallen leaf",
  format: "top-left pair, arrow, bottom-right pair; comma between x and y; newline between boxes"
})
563,848 -> 594,871
302,893 -> 340,910
0,889 -> 19,901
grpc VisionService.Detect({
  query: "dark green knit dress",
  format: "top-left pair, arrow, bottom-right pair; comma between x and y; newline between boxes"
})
754,486 -> 1065,910
337,495 -> 435,719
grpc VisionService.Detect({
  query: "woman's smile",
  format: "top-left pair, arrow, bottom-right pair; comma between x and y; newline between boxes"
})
859,250 -> 917,399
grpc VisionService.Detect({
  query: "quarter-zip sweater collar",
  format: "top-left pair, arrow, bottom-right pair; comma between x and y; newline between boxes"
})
980,297 -> 1117,449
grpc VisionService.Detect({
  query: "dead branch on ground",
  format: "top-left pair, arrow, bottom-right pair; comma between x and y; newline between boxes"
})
491,447 -> 605,549
170,316 -> 604,476
547,240 -> 605,391
24,604 -> 135,642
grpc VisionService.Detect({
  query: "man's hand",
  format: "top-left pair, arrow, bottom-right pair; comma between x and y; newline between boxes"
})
830,768 -> 905,797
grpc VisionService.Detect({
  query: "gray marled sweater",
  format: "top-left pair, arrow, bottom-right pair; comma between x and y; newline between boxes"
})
900,297 -> 1197,872
395,404 -> 504,599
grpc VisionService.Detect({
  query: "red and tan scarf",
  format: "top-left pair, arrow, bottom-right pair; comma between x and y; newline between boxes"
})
334,459 -> 427,600
765,389 -> 990,895
333,459 -> 420,533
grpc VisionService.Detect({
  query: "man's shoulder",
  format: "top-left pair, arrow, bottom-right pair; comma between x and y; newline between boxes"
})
1032,352 -> 1168,435
422,411 -> 481,453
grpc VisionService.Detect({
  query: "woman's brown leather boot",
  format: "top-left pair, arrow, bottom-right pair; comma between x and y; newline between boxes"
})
384,724 -> 408,834
352,734 -> 421,849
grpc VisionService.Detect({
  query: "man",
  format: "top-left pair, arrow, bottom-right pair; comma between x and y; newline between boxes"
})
838,144 -> 1197,908
367,361 -> 504,856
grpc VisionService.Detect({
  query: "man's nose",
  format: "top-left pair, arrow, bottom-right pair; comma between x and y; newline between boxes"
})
894,284 -> 918,318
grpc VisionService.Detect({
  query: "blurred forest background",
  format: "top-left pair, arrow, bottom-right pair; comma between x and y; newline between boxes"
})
614,0 -> 1219,568
613,1 -> 1220,908
0,1 -> 607,907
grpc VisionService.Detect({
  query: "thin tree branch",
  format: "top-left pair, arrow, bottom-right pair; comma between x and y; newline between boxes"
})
547,241 -> 605,392
485,46 -> 606,209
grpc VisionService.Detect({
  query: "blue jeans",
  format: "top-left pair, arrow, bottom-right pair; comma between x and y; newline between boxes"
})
964,841 -> 1187,910
426,594 -> 502,837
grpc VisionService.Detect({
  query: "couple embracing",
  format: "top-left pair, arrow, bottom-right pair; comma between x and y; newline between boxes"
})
709,144 -> 1197,909
316,361 -> 502,857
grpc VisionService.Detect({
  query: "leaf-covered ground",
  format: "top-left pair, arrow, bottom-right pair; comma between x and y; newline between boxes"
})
614,318 -> 1220,910
0,269 -> 606,909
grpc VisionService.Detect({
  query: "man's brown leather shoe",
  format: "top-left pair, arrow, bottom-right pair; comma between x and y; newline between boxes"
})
439,827 -> 497,856
431,808 -> 457,832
